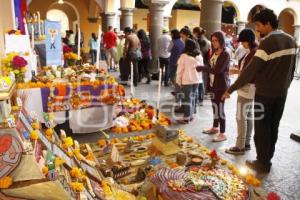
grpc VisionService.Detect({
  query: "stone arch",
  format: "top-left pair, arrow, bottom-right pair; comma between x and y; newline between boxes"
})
223,0 -> 241,22
48,1 -> 80,32
46,9 -> 69,35
167,0 -> 201,30
47,1 -> 80,24
279,8 -> 298,35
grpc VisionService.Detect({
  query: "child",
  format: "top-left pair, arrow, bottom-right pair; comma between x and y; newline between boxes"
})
176,39 -> 203,124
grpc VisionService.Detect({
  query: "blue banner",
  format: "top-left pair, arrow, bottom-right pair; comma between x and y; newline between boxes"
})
45,20 -> 62,66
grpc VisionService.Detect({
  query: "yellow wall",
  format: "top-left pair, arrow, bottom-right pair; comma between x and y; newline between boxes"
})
170,10 -> 200,30
0,0 -> 15,63
133,9 -> 201,32
133,9 -> 149,32
279,11 -> 295,35
29,0 -> 100,52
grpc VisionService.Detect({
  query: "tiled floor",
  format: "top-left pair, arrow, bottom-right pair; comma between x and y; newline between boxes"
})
76,74 -> 300,200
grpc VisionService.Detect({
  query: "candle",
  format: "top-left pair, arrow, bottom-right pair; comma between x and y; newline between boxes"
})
130,63 -> 134,96
37,12 -> 41,38
157,68 -> 162,118
96,25 -> 101,68
77,28 -> 81,60
33,13 -> 37,22
31,25 -> 34,49
23,18 -> 29,35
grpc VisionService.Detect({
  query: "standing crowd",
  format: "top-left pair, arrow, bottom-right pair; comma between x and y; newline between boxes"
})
67,8 -> 297,174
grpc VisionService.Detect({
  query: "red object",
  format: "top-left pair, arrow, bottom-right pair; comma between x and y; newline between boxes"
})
103,31 -> 117,49
8,30 -> 17,35
209,150 -> 219,159
63,45 -> 72,54
0,135 -> 12,153
12,56 -> 27,69
267,192 -> 280,200
20,0 -> 27,34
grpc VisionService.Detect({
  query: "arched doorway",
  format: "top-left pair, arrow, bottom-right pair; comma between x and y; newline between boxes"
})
279,8 -> 297,36
48,1 -> 80,35
169,0 -> 200,30
46,9 -> 69,37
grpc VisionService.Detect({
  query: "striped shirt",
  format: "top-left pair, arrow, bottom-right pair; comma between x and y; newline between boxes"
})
228,30 -> 297,97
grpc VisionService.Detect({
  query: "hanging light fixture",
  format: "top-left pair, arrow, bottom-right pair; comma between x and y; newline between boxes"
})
58,0 -> 64,4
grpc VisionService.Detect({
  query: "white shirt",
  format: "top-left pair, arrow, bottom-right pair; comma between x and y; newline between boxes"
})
235,44 -> 249,62
237,52 -> 256,99
176,54 -> 203,86
209,53 -> 219,87
157,34 -> 172,58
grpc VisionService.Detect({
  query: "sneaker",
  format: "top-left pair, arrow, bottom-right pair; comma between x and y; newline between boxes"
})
225,146 -> 245,155
212,133 -> 227,142
245,144 -> 251,151
203,128 -> 219,134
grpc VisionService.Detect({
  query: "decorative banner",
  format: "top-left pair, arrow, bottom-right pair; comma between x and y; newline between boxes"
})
14,0 -> 27,33
45,20 -> 62,66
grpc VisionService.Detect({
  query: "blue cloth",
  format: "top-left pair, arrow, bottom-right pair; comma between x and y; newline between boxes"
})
169,39 -> 184,66
182,84 -> 198,118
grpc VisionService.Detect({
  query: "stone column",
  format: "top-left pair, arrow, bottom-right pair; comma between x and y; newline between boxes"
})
163,16 -> 170,30
293,25 -> 300,46
200,0 -> 224,37
120,8 -> 134,30
105,13 -> 116,31
148,3 -> 168,73
236,21 -> 246,34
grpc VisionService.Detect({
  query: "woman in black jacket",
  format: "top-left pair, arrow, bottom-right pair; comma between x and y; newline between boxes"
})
196,31 -> 230,142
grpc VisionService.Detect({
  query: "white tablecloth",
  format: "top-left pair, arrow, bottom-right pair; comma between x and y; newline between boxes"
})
18,88 -> 114,133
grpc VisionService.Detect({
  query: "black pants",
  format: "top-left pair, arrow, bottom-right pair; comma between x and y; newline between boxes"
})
159,57 -> 169,85
254,94 -> 287,166
120,57 -> 139,86
138,58 -> 151,81
212,92 -> 226,133
198,83 -> 204,103
90,49 -> 97,64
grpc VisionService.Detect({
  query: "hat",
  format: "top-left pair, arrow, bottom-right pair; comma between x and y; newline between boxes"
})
162,28 -> 169,33
118,31 -> 125,36
238,29 -> 256,42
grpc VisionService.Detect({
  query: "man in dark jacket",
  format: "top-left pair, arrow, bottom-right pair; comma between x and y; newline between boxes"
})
223,9 -> 297,173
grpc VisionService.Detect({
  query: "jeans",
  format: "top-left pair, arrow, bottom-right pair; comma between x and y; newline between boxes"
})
159,57 -> 169,85
181,84 -> 199,119
236,95 -> 253,148
212,92 -> 226,133
254,94 -> 287,166
90,49 -> 97,64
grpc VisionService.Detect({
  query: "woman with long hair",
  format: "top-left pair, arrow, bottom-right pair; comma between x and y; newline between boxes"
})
137,29 -> 151,84
196,31 -> 230,142
176,39 -> 203,124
